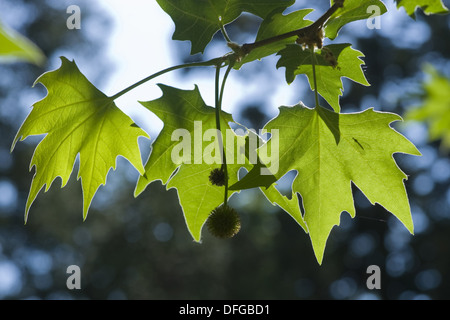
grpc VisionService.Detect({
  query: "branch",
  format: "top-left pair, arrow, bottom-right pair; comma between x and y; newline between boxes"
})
110,57 -> 225,101
240,0 -> 344,55
109,1 -> 345,100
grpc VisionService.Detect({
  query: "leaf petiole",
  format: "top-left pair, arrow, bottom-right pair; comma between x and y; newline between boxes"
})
310,47 -> 320,108
110,57 -> 225,101
214,60 -> 234,206
219,18 -> 232,43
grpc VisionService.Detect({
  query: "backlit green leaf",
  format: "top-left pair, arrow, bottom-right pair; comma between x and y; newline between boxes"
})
325,0 -> 387,40
277,43 -> 369,112
260,184 -> 307,233
156,0 -> 294,54
235,9 -> 313,69
135,85 -> 246,241
228,131 -> 307,232
11,57 -> 149,221
405,64 -> 450,150
0,21 -> 45,65
135,85 -> 308,239
395,0 -> 449,17
239,104 -> 420,263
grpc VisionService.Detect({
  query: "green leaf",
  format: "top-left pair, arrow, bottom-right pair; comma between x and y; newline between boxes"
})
240,104 -> 420,264
134,86 -> 307,239
235,9 -> 313,69
134,85 -> 245,241
11,57 -> 149,221
324,0 -> 387,40
405,64 -> 450,150
277,43 -> 369,112
229,161 -> 276,190
0,21 -> 45,65
228,131 -> 308,232
260,184 -> 307,233
156,0 -> 294,54
395,0 -> 449,17
228,131 -> 277,190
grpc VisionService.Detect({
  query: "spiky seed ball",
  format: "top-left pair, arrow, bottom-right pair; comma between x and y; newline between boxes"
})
206,205 -> 241,239
209,168 -> 225,186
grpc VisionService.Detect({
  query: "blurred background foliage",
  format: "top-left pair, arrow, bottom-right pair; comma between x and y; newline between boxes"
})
405,64 -> 450,151
0,0 -> 449,300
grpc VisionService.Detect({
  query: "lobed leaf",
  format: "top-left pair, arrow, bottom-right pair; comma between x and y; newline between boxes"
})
324,0 -> 387,40
277,43 -> 369,112
395,0 -> 449,18
228,131 -> 307,231
135,85 -> 307,239
135,85 -> 244,241
235,9 -> 313,69
12,57 -> 149,221
238,103 -> 421,263
156,0 -> 294,54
